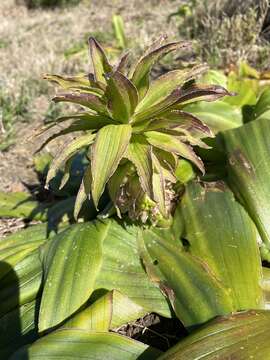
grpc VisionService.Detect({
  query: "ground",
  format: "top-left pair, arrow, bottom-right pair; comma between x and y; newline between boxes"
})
0,0 -> 180,192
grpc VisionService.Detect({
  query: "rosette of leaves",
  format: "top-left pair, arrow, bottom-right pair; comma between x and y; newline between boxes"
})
41,36 -> 231,223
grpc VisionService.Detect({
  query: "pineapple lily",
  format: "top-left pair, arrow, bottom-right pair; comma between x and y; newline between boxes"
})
41,36 -> 231,223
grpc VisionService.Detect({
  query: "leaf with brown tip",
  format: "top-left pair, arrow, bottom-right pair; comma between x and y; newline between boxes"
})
131,41 -> 190,99
53,93 -> 108,114
145,131 -> 204,173
89,37 -> 112,84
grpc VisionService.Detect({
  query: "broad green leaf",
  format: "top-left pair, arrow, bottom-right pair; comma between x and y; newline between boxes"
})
131,41 -> 190,99
138,227 -> 233,327
64,290 -> 145,331
91,124 -> 132,207
0,191 -> 47,221
180,181 -> 263,311
145,131 -> 204,173
53,92 -> 108,113
158,310 -> 270,359
74,163 -> 92,219
45,132 -> 96,188
184,100 -> 242,133
0,249 -> 42,316
105,71 -> 138,122
222,116 -> 270,261
225,73 -> 258,107
200,69 -> 228,87
136,64 -> 208,112
0,299 -> 38,359
11,329 -> 160,360
44,73 -> 104,95
89,37 -> 112,84
0,223 -> 48,251
39,219 -> 170,332
252,87 -> 270,121
39,221 -> 108,331
126,135 -> 153,197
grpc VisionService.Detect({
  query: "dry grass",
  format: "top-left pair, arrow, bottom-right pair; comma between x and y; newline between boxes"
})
0,0 -> 181,191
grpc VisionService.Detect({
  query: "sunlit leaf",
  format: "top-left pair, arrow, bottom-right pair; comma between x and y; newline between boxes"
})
158,310 -> 270,359
89,37 -> 112,84
45,132 -> 96,189
91,124 -> 132,207
105,71 -> 138,122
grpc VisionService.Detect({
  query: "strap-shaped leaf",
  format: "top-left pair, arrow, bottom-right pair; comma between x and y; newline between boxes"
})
74,163 -> 92,219
126,135 -> 153,197
222,116 -> 270,260
39,219 -> 170,332
89,37 -> 112,84
138,227 -> 233,327
53,92 -> 108,114
184,101 -> 242,133
44,74 -> 104,95
45,132 -> 96,189
131,41 -> 190,99
145,131 -> 204,173
63,290 -> 145,332
180,181 -> 264,311
151,152 -> 167,217
0,249 -> 42,316
136,64 -> 208,112
0,299 -> 38,359
105,71 -> 138,122
158,310 -> 270,359
39,221 -> 108,331
11,329 -> 161,360
91,124 -> 132,207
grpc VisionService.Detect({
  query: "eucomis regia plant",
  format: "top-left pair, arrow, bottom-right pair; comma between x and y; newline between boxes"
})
40,35 -> 231,224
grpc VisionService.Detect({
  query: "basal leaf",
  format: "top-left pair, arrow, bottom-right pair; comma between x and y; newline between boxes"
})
222,116 -> 270,261
105,71 -> 138,122
39,219 -> 170,332
63,290 -> 145,332
11,329 -> 160,360
39,221 -> 108,331
184,100 -> 242,133
158,310 -> 270,359
0,249 -> 42,316
180,181 -> 264,311
138,227 -> 233,327
91,124 -> 132,207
